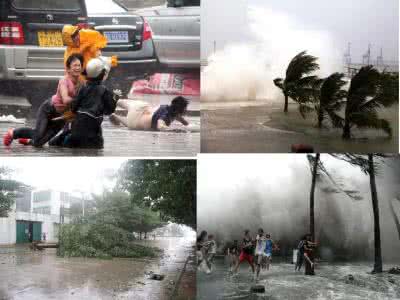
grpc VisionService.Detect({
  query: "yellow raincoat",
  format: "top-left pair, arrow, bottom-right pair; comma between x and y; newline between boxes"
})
62,25 -> 117,69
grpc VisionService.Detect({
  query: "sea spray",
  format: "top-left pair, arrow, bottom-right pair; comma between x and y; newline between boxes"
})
202,6 -> 342,102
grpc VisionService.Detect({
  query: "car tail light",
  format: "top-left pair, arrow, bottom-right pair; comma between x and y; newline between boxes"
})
0,22 -> 25,45
143,20 -> 152,41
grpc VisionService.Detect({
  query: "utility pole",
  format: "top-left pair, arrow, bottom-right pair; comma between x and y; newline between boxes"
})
363,44 -> 371,65
376,48 -> 383,67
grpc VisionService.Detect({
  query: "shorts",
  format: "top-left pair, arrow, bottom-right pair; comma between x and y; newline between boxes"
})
254,253 -> 267,265
239,252 -> 253,264
125,100 -> 152,129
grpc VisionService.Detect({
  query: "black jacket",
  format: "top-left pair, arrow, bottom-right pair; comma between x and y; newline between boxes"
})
72,81 -> 116,118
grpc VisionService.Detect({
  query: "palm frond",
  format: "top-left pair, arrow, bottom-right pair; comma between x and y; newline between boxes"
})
273,78 -> 284,90
286,51 -> 320,82
351,111 -> 392,137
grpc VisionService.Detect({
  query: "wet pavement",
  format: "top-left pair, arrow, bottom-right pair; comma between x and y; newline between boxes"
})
0,237 -> 195,300
197,257 -> 400,300
0,116 -> 200,157
201,100 -> 399,153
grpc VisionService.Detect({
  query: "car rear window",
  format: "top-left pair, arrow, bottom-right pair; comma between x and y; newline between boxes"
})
85,0 -> 126,14
12,0 -> 82,10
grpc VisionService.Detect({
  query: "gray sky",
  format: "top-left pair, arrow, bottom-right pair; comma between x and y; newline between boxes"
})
2,158 -> 126,194
201,0 -> 399,62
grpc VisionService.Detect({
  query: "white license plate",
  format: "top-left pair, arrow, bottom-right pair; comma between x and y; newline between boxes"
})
104,31 -> 129,43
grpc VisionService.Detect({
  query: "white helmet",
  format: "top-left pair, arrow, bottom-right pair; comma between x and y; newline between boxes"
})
85,57 -> 107,79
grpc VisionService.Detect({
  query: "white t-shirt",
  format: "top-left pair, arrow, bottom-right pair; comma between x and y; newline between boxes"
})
255,234 -> 267,255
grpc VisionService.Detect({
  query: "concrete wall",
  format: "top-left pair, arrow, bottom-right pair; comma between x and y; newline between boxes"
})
0,212 -> 16,245
0,211 -> 70,245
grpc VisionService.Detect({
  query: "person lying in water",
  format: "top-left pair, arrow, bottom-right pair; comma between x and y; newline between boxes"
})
108,96 -> 189,131
3,54 -> 84,147
49,57 -> 119,149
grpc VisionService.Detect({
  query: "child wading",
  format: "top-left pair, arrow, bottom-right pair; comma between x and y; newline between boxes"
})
227,240 -> 240,273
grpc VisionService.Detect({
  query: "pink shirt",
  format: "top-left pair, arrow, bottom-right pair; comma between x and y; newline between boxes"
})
51,76 -> 79,111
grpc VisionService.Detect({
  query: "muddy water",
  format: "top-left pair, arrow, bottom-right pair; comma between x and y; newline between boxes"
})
201,101 -> 399,153
0,237 -> 194,300
197,258 -> 400,300
0,117 -> 200,157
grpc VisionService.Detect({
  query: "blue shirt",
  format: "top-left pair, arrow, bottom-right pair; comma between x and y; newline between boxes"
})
265,239 -> 273,254
151,105 -> 172,130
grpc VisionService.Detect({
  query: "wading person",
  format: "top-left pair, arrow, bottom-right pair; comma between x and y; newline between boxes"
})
233,230 -> 255,275
205,234 -> 217,272
304,234 -> 316,275
254,228 -> 267,281
227,240 -> 240,272
51,57 -> 119,149
264,233 -> 279,271
109,96 -> 190,131
3,54 -> 84,147
295,235 -> 307,271
197,231 -> 207,267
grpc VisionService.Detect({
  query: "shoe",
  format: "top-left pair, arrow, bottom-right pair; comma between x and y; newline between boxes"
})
3,129 -> 14,146
18,138 -> 31,145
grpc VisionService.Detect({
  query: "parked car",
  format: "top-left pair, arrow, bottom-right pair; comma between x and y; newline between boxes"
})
135,0 -> 200,71
0,0 -> 157,105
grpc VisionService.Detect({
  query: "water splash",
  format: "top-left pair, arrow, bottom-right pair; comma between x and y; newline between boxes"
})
202,6 -> 341,102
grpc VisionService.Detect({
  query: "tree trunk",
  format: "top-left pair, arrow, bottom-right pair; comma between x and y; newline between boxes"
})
144,232 -> 147,239
342,120 -> 351,139
284,94 -> 289,113
318,110 -> 323,128
389,198 -> 400,241
310,153 -> 320,240
369,154 -> 382,273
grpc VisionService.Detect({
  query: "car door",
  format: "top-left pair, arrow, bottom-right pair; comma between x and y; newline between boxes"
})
138,0 -> 200,68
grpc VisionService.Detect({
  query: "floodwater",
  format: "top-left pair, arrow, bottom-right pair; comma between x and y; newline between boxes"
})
0,237 -> 194,300
0,117 -> 200,157
201,100 -> 399,153
197,257 -> 400,300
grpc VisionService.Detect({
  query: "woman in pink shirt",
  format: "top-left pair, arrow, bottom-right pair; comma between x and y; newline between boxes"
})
3,54 -> 84,147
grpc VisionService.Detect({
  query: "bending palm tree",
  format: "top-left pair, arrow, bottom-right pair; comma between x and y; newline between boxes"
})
299,73 -> 347,128
342,66 -> 398,139
274,51 -> 319,113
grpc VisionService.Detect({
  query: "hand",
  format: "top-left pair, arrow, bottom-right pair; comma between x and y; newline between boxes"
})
113,89 -> 123,97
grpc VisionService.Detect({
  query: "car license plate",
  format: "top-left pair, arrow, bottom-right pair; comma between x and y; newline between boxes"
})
38,31 -> 63,47
104,31 -> 129,43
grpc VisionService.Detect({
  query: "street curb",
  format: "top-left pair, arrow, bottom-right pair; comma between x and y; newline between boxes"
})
170,253 -> 191,300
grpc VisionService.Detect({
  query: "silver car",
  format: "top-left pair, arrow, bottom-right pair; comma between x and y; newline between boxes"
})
0,0 -> 157,104
136,0 -> 200,70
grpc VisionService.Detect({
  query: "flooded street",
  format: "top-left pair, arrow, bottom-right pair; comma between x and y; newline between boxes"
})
0,237 -> 195,300
201,100 -> 399,153
0,117 -> 200,157
197,258 -> 400,300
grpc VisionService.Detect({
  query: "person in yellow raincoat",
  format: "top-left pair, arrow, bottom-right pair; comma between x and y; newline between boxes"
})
60,25 -> 118,121
62,25 -> 117,70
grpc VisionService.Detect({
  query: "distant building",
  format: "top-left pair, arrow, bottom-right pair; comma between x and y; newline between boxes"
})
0,189 -> 87,245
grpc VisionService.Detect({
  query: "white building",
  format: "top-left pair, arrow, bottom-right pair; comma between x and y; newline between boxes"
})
0,189 -> 83,245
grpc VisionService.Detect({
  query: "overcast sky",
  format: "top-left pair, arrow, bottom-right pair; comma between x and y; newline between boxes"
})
201,0 -> 399,62
2,158 -> 127,195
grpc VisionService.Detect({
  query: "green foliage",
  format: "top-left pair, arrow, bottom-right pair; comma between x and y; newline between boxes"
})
58,223 -> 160,258
117,160 -> 196,228
0,167 -> 24,217
58,190 -> 164,258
